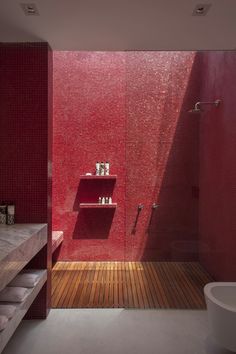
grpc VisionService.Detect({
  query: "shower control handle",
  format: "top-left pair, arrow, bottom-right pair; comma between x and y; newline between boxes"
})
138,204 -> 144,211
152,203 -> 159,209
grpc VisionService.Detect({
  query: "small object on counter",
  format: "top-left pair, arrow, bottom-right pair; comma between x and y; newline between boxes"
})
96,162 -> 100,175
101,197 -> 105,204
109,197 -> 112,204
0,204 -> 7,224
105,197 -> 109,204
98,197 -> 102,204
105,161 -> 110,175
7,204 -> 15,225
85,173 -> 92,176
0,315 -> 8,331
0,305 -> 16,319
100,162 -> 105,176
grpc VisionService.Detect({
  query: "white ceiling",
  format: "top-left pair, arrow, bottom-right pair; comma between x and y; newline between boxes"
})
0,0 -> 236,50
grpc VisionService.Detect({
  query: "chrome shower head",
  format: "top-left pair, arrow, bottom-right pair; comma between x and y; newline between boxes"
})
188,99 -> 221,114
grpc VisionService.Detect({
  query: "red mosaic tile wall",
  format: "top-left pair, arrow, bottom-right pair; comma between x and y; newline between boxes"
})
0,43 -> 51,222
52,51 -> 200,261
0,43 -> 52,317
199,51 -> 236,281
125,52 -> 200,261
53,52 -> 126,260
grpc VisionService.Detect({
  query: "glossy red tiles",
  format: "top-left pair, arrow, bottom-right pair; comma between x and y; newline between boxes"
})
199,51 -> 236,281
0,43 -> 53,317
53,52 -> 126,261
2,47 -> 235,280
53,51 -> 200,261
125,52 -> 200,261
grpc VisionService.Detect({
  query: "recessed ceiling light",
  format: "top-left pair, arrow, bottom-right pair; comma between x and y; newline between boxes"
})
20,3 -> 39,16
192,4 -> 212,16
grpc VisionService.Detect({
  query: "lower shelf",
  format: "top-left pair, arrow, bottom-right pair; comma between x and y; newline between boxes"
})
0,269 -> 47,353
79,203 -> 117,209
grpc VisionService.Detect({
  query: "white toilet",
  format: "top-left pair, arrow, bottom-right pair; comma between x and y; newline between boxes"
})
204,282 -> 236,352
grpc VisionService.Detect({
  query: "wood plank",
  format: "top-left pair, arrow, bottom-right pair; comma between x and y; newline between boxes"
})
52,263 -> 71,307
78,263 -> 91,307
162,262 -> 190,309
125,262 -> 134,308
88,262 -> 99,307
108,262 -> 114,308
67,262 -> 86,308
153,262 -> 178,308
148,262 -> 170,308
128,262 -> 140,308
118,262 -> 124,308
121,261 -> 128,308
60,262 -> 78,307
175,263 -> 204,308
83,262 -> 96,308
138,262 -> 155,308
71,262 -> 89,307
103,262 -> 111,307
97,262 -> 106,308
143,262 -> 160,308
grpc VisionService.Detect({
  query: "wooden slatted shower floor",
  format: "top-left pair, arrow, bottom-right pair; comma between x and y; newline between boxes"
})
51,262 -> 213,309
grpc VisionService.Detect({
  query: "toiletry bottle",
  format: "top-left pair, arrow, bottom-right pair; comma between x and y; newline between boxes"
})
98,197 -> 102,204
0,203 -> 7,224
96,162 -> 100,176
109,197 -> 112,204
101,197 -> 105,204
105,161 -> 110,175
105,197 -> 109,204
100,162 -> 105,176
7,204 -> 15,225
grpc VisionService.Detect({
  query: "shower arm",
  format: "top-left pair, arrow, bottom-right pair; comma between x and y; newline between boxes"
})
195,100 -> 221,110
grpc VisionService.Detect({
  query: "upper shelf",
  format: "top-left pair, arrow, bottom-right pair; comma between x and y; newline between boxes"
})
80,175 -> 117,180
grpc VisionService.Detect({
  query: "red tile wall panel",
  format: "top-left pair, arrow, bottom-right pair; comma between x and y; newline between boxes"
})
52,52 -> 126,261
0,43 -> 52,317
199,52 -> 236,281
53,51 -> 200,261
125,52 -> 200,260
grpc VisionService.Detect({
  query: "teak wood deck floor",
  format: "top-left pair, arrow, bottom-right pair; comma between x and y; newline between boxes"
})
51,262 -> 213,309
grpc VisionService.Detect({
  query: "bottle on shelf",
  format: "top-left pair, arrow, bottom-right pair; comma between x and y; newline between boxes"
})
0,203 -> 7,224
101,197 -> 105,204
96,162 -> 100,176
7,204 -> 15,225
109,197 -> 112,204
98,197 -> 102,204
105,161 -> 110,175
100,162 -> 105,176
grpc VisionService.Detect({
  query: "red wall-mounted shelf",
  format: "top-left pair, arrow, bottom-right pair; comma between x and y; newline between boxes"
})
79,203 -> 117,209
80,175 -> 117,180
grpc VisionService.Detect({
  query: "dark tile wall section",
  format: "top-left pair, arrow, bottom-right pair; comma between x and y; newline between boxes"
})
199,52 -> 236,281
53,51 -> 200,261
0,43 -> 52,317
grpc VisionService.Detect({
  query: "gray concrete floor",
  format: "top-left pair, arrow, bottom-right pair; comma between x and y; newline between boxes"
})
2,309 -> 233,354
